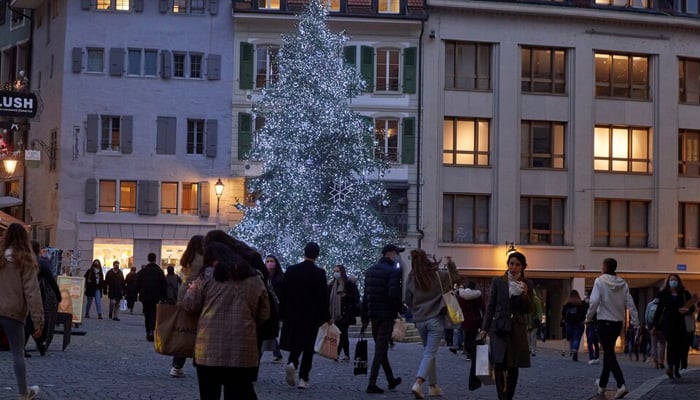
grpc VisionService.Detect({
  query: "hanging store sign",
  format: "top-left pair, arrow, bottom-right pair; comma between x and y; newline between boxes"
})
0,91 -> 38,118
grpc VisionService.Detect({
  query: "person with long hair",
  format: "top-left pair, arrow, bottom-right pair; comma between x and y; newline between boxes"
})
261,254 -> 284,363
169,234 -> 204,378
651,273 -> 695,379
405,249 -> 456,399
328,264 -> 360,362
0,223 -> 43,399
477,251 -> 533,400
183,242 -> 270,399
561,289 -> 587,361
83,259 -> 105,319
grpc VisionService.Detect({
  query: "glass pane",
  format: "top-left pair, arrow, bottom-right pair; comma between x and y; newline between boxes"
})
521,48 -> 531,88
389,50 -> 400,91
685,203 -> 699,247
443,120 -> 454,151
631,57 -> 647,85
161,182 -> 178,214
144,50 -> 157,76
593,199 -> 609,246
120,181 -> 137,213
454,196 -> 475,242
685,60 -> 700,103
445,43 -> 456,89
533,49 -> 551,80
442,195 -> 453,241
477,44 -> 491,90
554,50 -> 566,82
532,198 -> 551,231
595,54 -> 610,87
386,119 -> 399,162
376,50 -> 388,91
631,129 -> 648,159
611,128 -> 628,159
609,201 -> 627,247
629,202 -> 647,247
612,55 -> 629,97
128,50 -> 140,75
443,152 -> 452,164
456,154 -> 474,164
99,180 -> 116,212
521,123 -> 530,168
456,120 -> 475,151
181,183 -> 198,215
475,196 -> 489,243
477,121 -> 489,152
594,127 -> 610,158
520,198 -> 530,243
456,44 -> 475,90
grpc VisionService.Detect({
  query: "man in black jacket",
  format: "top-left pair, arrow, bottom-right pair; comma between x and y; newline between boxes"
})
361,244 -> 404,394
136,253 -> 166,342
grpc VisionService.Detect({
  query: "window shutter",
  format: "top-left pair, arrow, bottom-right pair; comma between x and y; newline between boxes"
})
360,115 -> 374,157
239,42 -> 254,90
134,0 -> 144,12
209,0 -> 219,14
86,114 -> 99,153
401,117 -> 416,164
343,46 -> 356,66
0,5 -> 5,25
156,116 -> 176,155
85,178 -> 97,214
403,47 -> 417,94
137,180 -> 158,216
238,112 -> 252,160
206,119 -> 218,158
72,48 -> 82,73
206,54 -> 221,80
159,0 -> 169,13
121,115 -> 133,154
160,50 -> 172,79
109,48 -> 125,76
81,0 -> 92,10
198,181 -> 211,218
360,46 -> 374,92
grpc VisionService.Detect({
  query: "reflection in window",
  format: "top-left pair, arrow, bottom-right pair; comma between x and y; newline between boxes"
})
679,130 -> 700,176
594,126 -> 651,173
445,41 -> 491,90
521,47 -> 566,94
595,52 -> 649,99
594,199 -> 649,248
520,197 -> 564,245
521,121 -> 565,169
442,194 -> 489,243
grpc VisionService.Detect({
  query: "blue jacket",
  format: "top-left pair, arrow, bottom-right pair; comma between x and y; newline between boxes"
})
361,257 -> 402,323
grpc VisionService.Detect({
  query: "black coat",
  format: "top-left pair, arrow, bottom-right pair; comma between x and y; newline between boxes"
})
105,268 -> 126,300
652,289 -> 695,341
361,257 -> 403,323
328,279 -> 360,326
136,263 -> 166,303
279,260 -> 330,352
83,267 -> 104,297
124,271 -> 139,302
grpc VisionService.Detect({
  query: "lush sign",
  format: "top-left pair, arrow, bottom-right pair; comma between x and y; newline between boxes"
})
0,91 -> 38,118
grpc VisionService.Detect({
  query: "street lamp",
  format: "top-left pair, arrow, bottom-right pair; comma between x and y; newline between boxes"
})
0,154 -> 19,179
214,178 -> 224,213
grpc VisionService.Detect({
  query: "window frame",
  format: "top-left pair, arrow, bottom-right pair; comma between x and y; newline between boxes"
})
445,41 -> 491,91
442,117 -> 490,166
181,182 -> 199,215
96,0 -> 130,11
186,119 -> 205,155
521,46 -> 566,94
679,57 -> 700,104
594,198 -> 649,248
99,180 -> 117,213
100,115 -> 122,153
161,182 -> 179,215
375,48 -> 400,93
594,125 -> 651,173
119,180 -> 137,213
86,48 -> 105,73
679,129 -> 700,176
173,0 -> 206,14
595,52 -> 649,100
442,193 -> 490,243
519,196 -> 565,245
255,45 -> 279,89
521,120 -> 566,169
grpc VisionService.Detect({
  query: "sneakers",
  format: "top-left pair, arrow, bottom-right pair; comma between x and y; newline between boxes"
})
285,363 -> 296,387
271,356 -> 283,364
297,379 -> 310,389
170,367 -> 185,377
340,355 -> 350,362
614,385 -> 628,399
588,358 -> 600,365
428,385 -> 443,396
595,379 -> 604,395
411,381 -> 425,399
366,385 -> 384,394
19,385 -> 39,400
388,377 -> 402,390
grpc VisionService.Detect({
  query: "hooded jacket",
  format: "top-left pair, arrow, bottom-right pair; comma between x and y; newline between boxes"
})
585,273 -> 639,327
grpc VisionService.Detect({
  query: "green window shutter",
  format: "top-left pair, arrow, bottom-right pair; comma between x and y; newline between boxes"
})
238,112 -> 253,160
360,46 -> 374,92
239,42 -> 254,90
121,115 -> 133,154
85,178 -> 97,214
401,117 -> 416,164
360,115 -> 374,157
86,114 -> 98,153
343,46 -> 356,66
403,47 -> 417,94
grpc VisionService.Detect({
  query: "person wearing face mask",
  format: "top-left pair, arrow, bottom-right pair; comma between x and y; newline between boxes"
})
651,273 -> 695,379
328,264 -> 360,362
260,255 -> 284,363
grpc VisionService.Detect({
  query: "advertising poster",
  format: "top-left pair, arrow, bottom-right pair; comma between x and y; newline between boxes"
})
57,276 -> 85,324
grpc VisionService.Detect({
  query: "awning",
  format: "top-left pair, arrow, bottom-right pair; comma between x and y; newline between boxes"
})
0,210 -> 27,230
0,196 -> 22,209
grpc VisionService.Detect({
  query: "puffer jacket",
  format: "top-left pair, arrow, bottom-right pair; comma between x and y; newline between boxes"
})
361,257 -> 402,323
0,249 -> 44,327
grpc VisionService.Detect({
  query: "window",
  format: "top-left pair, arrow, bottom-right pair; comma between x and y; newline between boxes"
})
679,58 -> 700,104
101,116 -> 121,152
679,202 -> 700,248
258,0 -> 281,9
181,183 -> 199,215
99,180 -> 116,212
595,52 -> 649,99
97,0 -> 130,10
445,41 -> 491,91
373,188 -> 408,236
443,117 -> 490,166
375,48 -> 400,92
594,125 -> 651,173
127,49 -> 158,76
378,0 -> 400,13
594,0 -> 650,7
679,129 -> 700,176
87,48 -> 104,73
11,8 -> 25,29
174,53 -> 185,78
144,50 -> 157,76
120,181 -> 137,213
173,0 -> 205,13
594,198 -> 649,247
442,194 -> 489,243
678,0 -> 699,14
521,121 -> 565,169
128,49 -> 141,75
520,197 -> 564,245
521,46 -> 566,94
325,0 -> 341,11
256,45 -> 279,88
375,118 -> 399,163
190,54 -> 202,78
161,182 -> 178,214
187,119 -> 205,155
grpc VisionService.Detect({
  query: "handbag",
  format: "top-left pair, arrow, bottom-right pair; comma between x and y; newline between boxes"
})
392,317 -> 407,342
437,271 -> 464,324
686,314 -> 696,333
353,335 -> 368,375
475,340 -> 494,385
314,322 -> 341,360
493,314 -> 512,334
154,303 -> 198,358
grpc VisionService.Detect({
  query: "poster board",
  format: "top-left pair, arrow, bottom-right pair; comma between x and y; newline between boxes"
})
57,276 -> 85,324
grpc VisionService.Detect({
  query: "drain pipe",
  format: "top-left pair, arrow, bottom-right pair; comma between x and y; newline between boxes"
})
416,18 -> 426,249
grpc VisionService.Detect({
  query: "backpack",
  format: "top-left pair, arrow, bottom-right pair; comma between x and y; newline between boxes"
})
565,304 -> 581,323
645,300 -> 657,328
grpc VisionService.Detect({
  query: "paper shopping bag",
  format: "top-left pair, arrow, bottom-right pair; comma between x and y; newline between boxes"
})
314,322 -> 341,360
154,303 -> 198,358
392,317 -> 406,342
353,337 -> 368,375
475,341 -> 494,385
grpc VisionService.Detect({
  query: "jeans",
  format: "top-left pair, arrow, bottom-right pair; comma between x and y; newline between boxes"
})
84,290 -> 102,317
0,316 -> 29,396
415,317 -> 444,385
586,323 -> 600,360
369,317 -> 397,386
196,365 -> 257,400
597,320 -> 625,389
566,322 -> 584,353
452,326 -> 464,349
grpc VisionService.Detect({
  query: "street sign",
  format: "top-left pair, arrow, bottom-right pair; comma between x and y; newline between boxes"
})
677,264 -> 687,271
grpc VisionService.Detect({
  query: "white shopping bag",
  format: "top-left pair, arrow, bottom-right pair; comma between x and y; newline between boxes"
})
475,341 -> 494,385
120,299 -> 127,311
314,322 -> 341,360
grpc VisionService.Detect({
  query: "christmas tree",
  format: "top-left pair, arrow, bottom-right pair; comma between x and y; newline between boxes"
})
232,0 -> 397,279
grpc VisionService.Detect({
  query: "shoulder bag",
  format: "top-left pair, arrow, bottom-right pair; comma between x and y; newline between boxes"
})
437,271 -> 464,324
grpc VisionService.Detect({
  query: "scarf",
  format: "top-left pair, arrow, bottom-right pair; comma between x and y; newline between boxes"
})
507,271 -> 524,298
329,279 -> 345,321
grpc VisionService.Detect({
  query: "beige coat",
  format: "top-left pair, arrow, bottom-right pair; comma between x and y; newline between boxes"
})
0,250 -> 44,327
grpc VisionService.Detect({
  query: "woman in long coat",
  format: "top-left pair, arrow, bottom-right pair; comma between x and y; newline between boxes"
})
477,251 -> 533,400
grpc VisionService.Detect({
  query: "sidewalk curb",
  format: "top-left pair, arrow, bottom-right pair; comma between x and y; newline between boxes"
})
626,367 -> 700,400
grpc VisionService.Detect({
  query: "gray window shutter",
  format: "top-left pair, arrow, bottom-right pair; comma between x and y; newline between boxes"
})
161,50 -> 172,79
238,112 -> 252,160
81,0 -> 92,10
239,42 -> 254,90
85,178 -> 97,214
198,181 -> 210,217
137,180 -> 158,216
72,48 -> 82,73
159,0 -> 169,13
209,0 -> 219,14
109,48 -> 125,76
156,116 -> 176,155
121,115 -> 133,154
207,54 -> 221,81
206,119 -> 217,158
403,47 -> 417,94
134,0 -> 144,12
86,114 -> 99,153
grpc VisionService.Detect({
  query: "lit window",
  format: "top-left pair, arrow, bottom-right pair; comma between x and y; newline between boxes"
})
595,52 -> 649,99
521,46 -> 566,94
258,0 -> 281,10
679,129 -> 700,176
161,182 -> 178,215
521,121 -> 565,169
378,0 -> 400,13
594,126 -> 650,173
256,45 -> 279,88
374,118 -> 400,163
520,197 -> 564,245
181,183 -> 199,215
187,119 -> 205,155
594,0 -> 650,8
376,48 -> 400,92
325,0 -> 341,11
100,116 -> 121,152
442,194 -> 489,243
594,199 -> 649,248
99,180 -> 116,212
97,0 -> 130,11
445,41 -> 491,91
120,181 -> 137,213
174,0 -> 205,14
443,117 -> 490,166
87,48 -> 104,73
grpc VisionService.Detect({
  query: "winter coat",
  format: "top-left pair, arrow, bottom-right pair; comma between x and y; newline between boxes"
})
405,269 -> 452,323
481,274 -> 533,369
136,263 -> 166,303
83,266 -> 104,297
182,266 -> 270,368
561,301 -> 587,327
652,289 -> 695,342
279,260 -> 330,352
165,273 -> 181,303
585,273 -> 639,327
361,257 -> 403,323
104,268 -> 125,300
457,288 -> 484,332
124,270 -> 139,302
328,279 -> 360,326
0,249 -> 43,327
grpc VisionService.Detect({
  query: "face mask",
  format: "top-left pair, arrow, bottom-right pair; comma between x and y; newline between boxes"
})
669,280 -> 679,289
333,272 -> 341,280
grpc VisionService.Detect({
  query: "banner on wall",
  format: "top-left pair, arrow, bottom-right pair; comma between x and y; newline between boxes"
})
57,276 -> 85,324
